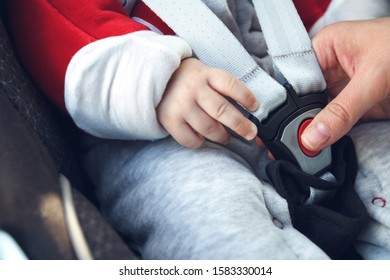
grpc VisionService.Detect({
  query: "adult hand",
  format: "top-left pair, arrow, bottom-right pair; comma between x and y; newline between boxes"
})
301,18 -> 390,151
157,57 -> 259,149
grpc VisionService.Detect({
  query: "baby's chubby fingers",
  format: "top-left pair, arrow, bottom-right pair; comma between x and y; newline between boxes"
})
208,68 -> 259,112
157,58 -> 260,148
204,69 -> 259,140
196,88 -> 258,141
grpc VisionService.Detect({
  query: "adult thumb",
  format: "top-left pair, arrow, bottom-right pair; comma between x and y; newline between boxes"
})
300,76 -> 372,151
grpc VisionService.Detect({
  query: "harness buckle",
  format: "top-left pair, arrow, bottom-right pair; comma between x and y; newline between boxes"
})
249,83 -> 332,175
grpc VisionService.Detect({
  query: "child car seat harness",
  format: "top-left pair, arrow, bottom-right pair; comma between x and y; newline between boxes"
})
143,0 -> 368,259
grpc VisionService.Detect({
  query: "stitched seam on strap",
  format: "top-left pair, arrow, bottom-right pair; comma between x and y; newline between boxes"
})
270,49 -> 315,60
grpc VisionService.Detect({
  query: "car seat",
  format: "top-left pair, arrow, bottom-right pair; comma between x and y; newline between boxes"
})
0,2 -> 138,260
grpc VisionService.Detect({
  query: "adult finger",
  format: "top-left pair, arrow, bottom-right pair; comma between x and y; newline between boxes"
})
301,70 -> 383,151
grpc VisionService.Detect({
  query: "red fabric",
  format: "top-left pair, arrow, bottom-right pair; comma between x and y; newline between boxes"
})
5,0 -> 149,111
133,1 -> 175,35
293,0 -> 332,31
134,1 -> 330,35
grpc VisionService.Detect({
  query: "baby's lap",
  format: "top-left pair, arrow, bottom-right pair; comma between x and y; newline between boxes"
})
87,136 -> 279,224
89,136 -> 257,178
349,120 -> 390,176
85,121 -> 390,203
349,121 -> 390,214
85,136 -> 270,199
85,121 -> 390,185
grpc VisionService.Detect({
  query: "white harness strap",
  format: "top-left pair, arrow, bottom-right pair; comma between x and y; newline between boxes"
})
142,0 -> 326,122
252,0 -> 326,95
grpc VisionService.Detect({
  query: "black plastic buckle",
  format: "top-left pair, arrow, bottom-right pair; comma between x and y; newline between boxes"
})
249,83 -> 332,175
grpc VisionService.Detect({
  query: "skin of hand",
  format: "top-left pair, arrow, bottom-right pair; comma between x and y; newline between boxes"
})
157,57 -> 259,149
301,17 -> 390,152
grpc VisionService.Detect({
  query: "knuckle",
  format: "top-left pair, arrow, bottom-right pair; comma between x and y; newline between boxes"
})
203,125 -> 230,145
231,117 -> 247,135
326,102 -> 352,125
203,122 -> 222,136
214,101 -> 230,119
224,74 -> 239,92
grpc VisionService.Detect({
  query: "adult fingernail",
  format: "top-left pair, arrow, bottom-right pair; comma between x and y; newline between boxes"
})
301,122 -> 331,150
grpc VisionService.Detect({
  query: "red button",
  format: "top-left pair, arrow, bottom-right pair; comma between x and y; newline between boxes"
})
298,119 -> 321,157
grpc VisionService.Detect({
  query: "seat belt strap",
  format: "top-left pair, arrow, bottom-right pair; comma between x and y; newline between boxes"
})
266,136 -> 368,259
252,0 -> 327,95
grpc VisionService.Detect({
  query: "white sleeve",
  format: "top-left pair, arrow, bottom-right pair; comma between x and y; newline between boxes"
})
64,30 -> 192,140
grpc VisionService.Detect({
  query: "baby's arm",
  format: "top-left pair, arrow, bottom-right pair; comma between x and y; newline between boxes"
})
4,0 -> 191,140
6,0 -> 258,145
5,0 -> 149,111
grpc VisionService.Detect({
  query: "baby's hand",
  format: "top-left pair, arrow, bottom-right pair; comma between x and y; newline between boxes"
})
157,58 -> 259,148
